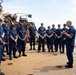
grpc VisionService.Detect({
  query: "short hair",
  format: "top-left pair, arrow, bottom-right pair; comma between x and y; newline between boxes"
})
48,26 -> 50,28
41,23 -> 43,25
67,20 -> 72,24
63,24 -> 66,26
52,24 -> 55,26
58,24 -> 61,26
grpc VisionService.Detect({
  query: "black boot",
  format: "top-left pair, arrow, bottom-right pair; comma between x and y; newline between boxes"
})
42,50 -> 45,52
19,53 -> 21,57
65,64 -> 73,68
33,46 -> 36,50
33,48 -> 36,50
1,58 -> 6,61
29,46 -> 32,50
51,45 -> 53,52
38,50 -> 40,53
0,72 -> 5,75
13,56 -> 18,58
22,51 -> 27,56
9,56 -> 12,60
22,53 -> 27,56
9,57 -> 12,60
51,50 -> 54,52
48,49 -> 50,52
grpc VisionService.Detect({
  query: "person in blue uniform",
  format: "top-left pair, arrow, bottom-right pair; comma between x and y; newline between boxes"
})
0,19 -> 6,61
2,20 -> 10,55
62,21 -> 75,68
9,25 -> 18,60
46,26 -> 54,52
17,22 -> 27,57
51,24 -> 57,52
38,23 -> 46,50
28,23 -> 37,50
61,24 -> 68,53
38,23 -> 46,53
0,19 -> 6,68
55,24 -> 62,53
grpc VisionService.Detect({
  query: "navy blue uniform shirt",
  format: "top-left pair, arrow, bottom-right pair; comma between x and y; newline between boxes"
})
66,26 -> 75,46
46,29 -> 53,36
55,29 -> 62,37
51,28 -> 56,38
38,26 -> 46,32
2,24 -> 9,36
18,28 -> 26,39
0,25 -> 4,61
9,29 -> 17,42
51,28 -> 56,32
0,25 -> 4,39
29,26 -> 37,37
38,27 -> 46,36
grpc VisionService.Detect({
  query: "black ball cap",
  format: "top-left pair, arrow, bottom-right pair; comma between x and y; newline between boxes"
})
0,18 -> 2,22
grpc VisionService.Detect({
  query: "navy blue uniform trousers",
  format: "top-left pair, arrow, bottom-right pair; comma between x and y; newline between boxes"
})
38,37 -> 45,52
0,44 -> 4,61
66,45 -> 74,65
18,39 -> 26,54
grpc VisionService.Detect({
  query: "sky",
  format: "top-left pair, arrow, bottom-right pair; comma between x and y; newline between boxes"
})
2,0 -> 76,28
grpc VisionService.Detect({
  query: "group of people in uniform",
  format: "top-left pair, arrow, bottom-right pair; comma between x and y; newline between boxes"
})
28,23 -> 68,53
28,21 -> 76,68
0,18 -> 75,69
0,18 -> 27,69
